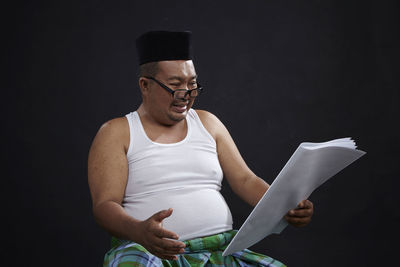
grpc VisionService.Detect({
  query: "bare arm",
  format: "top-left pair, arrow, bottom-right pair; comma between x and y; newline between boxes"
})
88,118 -> 135,239
88,117 -> 185,259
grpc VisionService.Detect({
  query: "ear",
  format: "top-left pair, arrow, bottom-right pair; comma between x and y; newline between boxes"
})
138,77 -> 150,95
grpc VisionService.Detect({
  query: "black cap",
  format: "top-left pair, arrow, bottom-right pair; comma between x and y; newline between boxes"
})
136,31 -> 193,65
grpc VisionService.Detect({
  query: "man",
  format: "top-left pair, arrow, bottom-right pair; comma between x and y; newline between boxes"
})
88,31 -> 313,266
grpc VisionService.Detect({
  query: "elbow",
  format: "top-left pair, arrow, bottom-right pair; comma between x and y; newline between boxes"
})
91,202 -> 105,226
91,200 -> 119,227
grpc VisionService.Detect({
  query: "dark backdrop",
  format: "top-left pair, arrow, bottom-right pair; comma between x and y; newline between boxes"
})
3,0 -> 399,266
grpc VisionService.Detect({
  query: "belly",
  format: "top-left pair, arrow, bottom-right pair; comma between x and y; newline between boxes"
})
123,188 -> 233,241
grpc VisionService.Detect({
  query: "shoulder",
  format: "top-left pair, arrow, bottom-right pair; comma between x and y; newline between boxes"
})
97,116 -> 129,137
193,109 -> 227,141
99,116 -> 129,132
92,116 -> 130,153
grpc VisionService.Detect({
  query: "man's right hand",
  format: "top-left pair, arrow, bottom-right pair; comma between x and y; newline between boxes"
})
137,208 -> 186,260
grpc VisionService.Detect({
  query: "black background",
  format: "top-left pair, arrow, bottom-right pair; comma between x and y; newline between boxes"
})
3,0 -> 399,266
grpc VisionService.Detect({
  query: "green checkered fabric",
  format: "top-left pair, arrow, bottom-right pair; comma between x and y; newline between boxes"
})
104,230 -> 286,266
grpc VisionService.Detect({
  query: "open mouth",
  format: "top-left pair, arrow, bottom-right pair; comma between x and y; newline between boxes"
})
172,102 -> 188,113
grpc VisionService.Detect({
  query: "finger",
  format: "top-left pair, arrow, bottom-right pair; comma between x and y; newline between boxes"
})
159,245 -> 185,255
285,215 -> 309,223
285,215 -> 311,226
298,199 -> 313,209
154,226 -> 181,240
153,236 -> 186,251
162,238 -> 186,249
152,208 -> 174,222
297,200 -> 305,209
155,239 -> 186,251
297,199 -> 308,208
288,208 -> 313,218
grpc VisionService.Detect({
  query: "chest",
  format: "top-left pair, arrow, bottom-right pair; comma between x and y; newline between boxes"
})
142,122 -> 188,144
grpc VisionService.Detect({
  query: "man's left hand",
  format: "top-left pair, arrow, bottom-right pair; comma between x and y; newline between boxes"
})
284,199 -> 314,227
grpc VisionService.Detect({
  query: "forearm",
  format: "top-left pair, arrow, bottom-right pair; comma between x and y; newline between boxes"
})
93,200 -> 143,243
232,175 -> 269,206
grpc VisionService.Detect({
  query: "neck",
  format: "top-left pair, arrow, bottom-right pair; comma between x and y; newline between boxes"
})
137,103 -> 185,127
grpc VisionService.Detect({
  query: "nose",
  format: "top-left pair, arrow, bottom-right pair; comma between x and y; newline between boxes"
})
176,94 -> 190,102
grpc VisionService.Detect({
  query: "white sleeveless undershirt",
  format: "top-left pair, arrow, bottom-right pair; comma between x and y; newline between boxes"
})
123,109 -> 233,241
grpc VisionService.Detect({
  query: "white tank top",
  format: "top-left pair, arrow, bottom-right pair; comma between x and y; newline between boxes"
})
123,109 -> 233,241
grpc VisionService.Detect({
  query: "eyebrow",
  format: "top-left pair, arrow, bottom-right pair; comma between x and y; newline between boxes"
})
166,75 -> 198,82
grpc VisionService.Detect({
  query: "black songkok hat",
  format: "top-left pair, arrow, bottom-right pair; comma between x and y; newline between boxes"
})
136,30 -> 193,65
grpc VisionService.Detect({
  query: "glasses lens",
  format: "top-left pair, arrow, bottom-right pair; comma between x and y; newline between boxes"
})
174,89 -> 198,99
190,89 -> 199,97
174,90 -> 187,99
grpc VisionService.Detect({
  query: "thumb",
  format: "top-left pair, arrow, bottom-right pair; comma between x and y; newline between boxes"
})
153,208 -> 173,222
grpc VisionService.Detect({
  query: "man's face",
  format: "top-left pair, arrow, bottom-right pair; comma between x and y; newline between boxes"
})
146,60 -> 197,124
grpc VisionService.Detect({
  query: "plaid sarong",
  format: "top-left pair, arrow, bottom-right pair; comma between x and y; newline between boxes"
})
104,230 -> 286,267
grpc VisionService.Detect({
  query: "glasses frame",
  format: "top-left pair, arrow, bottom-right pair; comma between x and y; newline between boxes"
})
143,76 -> 203,99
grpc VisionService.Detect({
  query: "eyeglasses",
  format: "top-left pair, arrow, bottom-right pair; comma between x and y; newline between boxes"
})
144,76 -> 203,100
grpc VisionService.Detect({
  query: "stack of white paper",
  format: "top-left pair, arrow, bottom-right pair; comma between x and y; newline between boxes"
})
222,137 -> 366,256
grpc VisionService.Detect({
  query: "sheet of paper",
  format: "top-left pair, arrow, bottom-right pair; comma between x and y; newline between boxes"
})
222,138 -> 366,256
